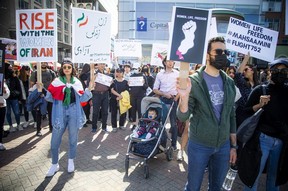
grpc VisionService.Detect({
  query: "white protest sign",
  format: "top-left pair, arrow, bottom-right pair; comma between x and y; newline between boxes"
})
16,9 -> 58,62
72,8 -> 111,64
226,17 -> 278,62
129,76 -> 144,86
114,39 -> 142,58
150,43 -> 168,66
209,17 -> 218,40
95,73 -> 113,87
168,7 -> 211,64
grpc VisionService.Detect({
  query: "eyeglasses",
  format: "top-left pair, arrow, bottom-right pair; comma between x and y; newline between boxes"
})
63,66 -> 72,70
214,49 -> 229,56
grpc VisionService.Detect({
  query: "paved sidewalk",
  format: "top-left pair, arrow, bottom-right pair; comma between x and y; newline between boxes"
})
0,118 -> 270,191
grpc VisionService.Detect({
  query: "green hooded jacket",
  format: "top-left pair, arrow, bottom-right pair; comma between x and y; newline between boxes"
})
177,66 -> 236,148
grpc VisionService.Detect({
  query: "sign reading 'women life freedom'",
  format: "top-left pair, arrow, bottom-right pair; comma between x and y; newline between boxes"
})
72,8 -> 111,64
16,9 -> 58,62
225,17 -> 278,62
114,39 -> 142,58
168,7 -> 211,64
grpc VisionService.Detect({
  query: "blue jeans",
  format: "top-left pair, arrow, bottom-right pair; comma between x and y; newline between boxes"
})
185,140 -> 230,191
244,132 -> 283,191
50,104 -> 79,164
6,99 -> 20,126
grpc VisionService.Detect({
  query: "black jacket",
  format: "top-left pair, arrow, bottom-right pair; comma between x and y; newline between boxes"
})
238,83 -> 288,187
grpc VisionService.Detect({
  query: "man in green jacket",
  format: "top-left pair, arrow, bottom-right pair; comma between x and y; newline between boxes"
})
177,37 -> 237,191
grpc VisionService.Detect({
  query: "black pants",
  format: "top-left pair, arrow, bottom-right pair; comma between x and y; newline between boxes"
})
92,91 -> 109,130
110,98 -> 126,128
130,95 -> 144,122
47,102 -> 53,131
32,109 -> 42,133
21,100 -> 29,122
0,107 -> 6,143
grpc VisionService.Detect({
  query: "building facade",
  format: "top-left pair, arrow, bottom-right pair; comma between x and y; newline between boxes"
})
0,0 -> 114,62
118,0 -> 287,62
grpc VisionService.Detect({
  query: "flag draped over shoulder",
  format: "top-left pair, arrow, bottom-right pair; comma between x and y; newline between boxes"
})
48,76 -> 84,101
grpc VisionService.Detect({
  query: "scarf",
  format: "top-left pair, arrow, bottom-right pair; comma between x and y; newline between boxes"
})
48,76 -> 84,106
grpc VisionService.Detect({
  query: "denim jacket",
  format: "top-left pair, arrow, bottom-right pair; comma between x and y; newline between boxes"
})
26,88 -> 48,115
45,88 -> 92,130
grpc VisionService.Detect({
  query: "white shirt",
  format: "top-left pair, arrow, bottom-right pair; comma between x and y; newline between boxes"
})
0,82 -> 10,108
153,69 -> 179,96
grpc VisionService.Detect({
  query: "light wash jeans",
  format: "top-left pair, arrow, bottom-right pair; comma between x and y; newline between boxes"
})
50,103 -> 79,164
184,140 -> 230,191
244,132 -> 283,191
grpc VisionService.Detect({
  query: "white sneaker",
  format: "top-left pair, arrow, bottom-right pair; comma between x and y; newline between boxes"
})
34,122 -> 37,129
68,159 -> 75,173
18,125 -> 23,131
10,126 -> 16,132
22,122 -> 29,128
46,164 -> 59,177
119,126 -> 126,130
177,150 -> 184,161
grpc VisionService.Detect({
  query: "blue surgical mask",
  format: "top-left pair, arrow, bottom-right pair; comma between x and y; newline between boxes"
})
148,115 -> 153,119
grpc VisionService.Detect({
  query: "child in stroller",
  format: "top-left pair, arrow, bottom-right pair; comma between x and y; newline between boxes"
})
132,108 -> 159,139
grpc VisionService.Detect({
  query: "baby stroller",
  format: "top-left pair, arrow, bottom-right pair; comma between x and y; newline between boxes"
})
125,97 -> 175,178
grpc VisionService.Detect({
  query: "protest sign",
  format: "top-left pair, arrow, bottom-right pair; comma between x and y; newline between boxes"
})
150,43 -> 168,66
168,7 -> 211,64
16,9 -> 58,62
95,72 -> 113,87
225,17 -> 278,62
129,76 -> 144,87
0,38 -> 17,61
209,17 -> 218,40
114,39 -> 142,58
72,8 -> 111,64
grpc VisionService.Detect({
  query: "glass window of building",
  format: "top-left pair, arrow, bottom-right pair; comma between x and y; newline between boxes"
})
57,18 -> 61,28
64,35 -> 69,43
64,22 -> 69,31
235,5 -> 260,24
19,0 -> 29,9
265,18 -> 280,31
57,5 -> 61,16
64,10 -> 69,19
35,0 -> 42,5
58,32 -> 62,41
46,0 -> 52,8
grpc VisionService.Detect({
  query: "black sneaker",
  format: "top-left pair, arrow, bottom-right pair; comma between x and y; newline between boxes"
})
86,120 -> 92,124
36,132 -> 42,136
83,123 -> 88,127
131,125 -> 136,131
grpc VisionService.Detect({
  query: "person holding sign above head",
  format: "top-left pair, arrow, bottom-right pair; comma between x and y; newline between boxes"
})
45,60 -> 94,177
153,56 -> 179,151
177,37 -> 237,191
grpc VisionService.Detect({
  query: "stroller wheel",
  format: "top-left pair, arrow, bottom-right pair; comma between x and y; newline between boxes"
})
125,155 -> 129,174
166,146 -> 174,161
144,164 -> 149,179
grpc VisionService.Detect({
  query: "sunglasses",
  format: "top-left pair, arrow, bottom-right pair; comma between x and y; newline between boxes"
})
214,49 -> 229,56
244,68 -> 251,72
63,66 -> 72,70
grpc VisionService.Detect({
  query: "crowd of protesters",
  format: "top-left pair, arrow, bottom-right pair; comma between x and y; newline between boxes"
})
1,39 -> 288,189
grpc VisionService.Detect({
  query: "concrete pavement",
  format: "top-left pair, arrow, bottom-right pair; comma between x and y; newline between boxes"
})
0,116 -> 273,191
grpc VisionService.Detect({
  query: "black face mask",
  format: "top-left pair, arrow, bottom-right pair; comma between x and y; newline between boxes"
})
210,54 -> 230,70
142,68 -> 148,73
271,71 -> 288,87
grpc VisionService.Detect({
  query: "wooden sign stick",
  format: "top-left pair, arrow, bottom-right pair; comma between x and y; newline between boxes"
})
179,62 -> 189,89
37,62 -> 42,92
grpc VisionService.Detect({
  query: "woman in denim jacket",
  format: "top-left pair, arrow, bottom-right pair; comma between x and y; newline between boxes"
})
45,61 -> 94,177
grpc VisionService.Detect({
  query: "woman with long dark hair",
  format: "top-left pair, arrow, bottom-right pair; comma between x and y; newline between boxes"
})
45,60 -> 94,177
